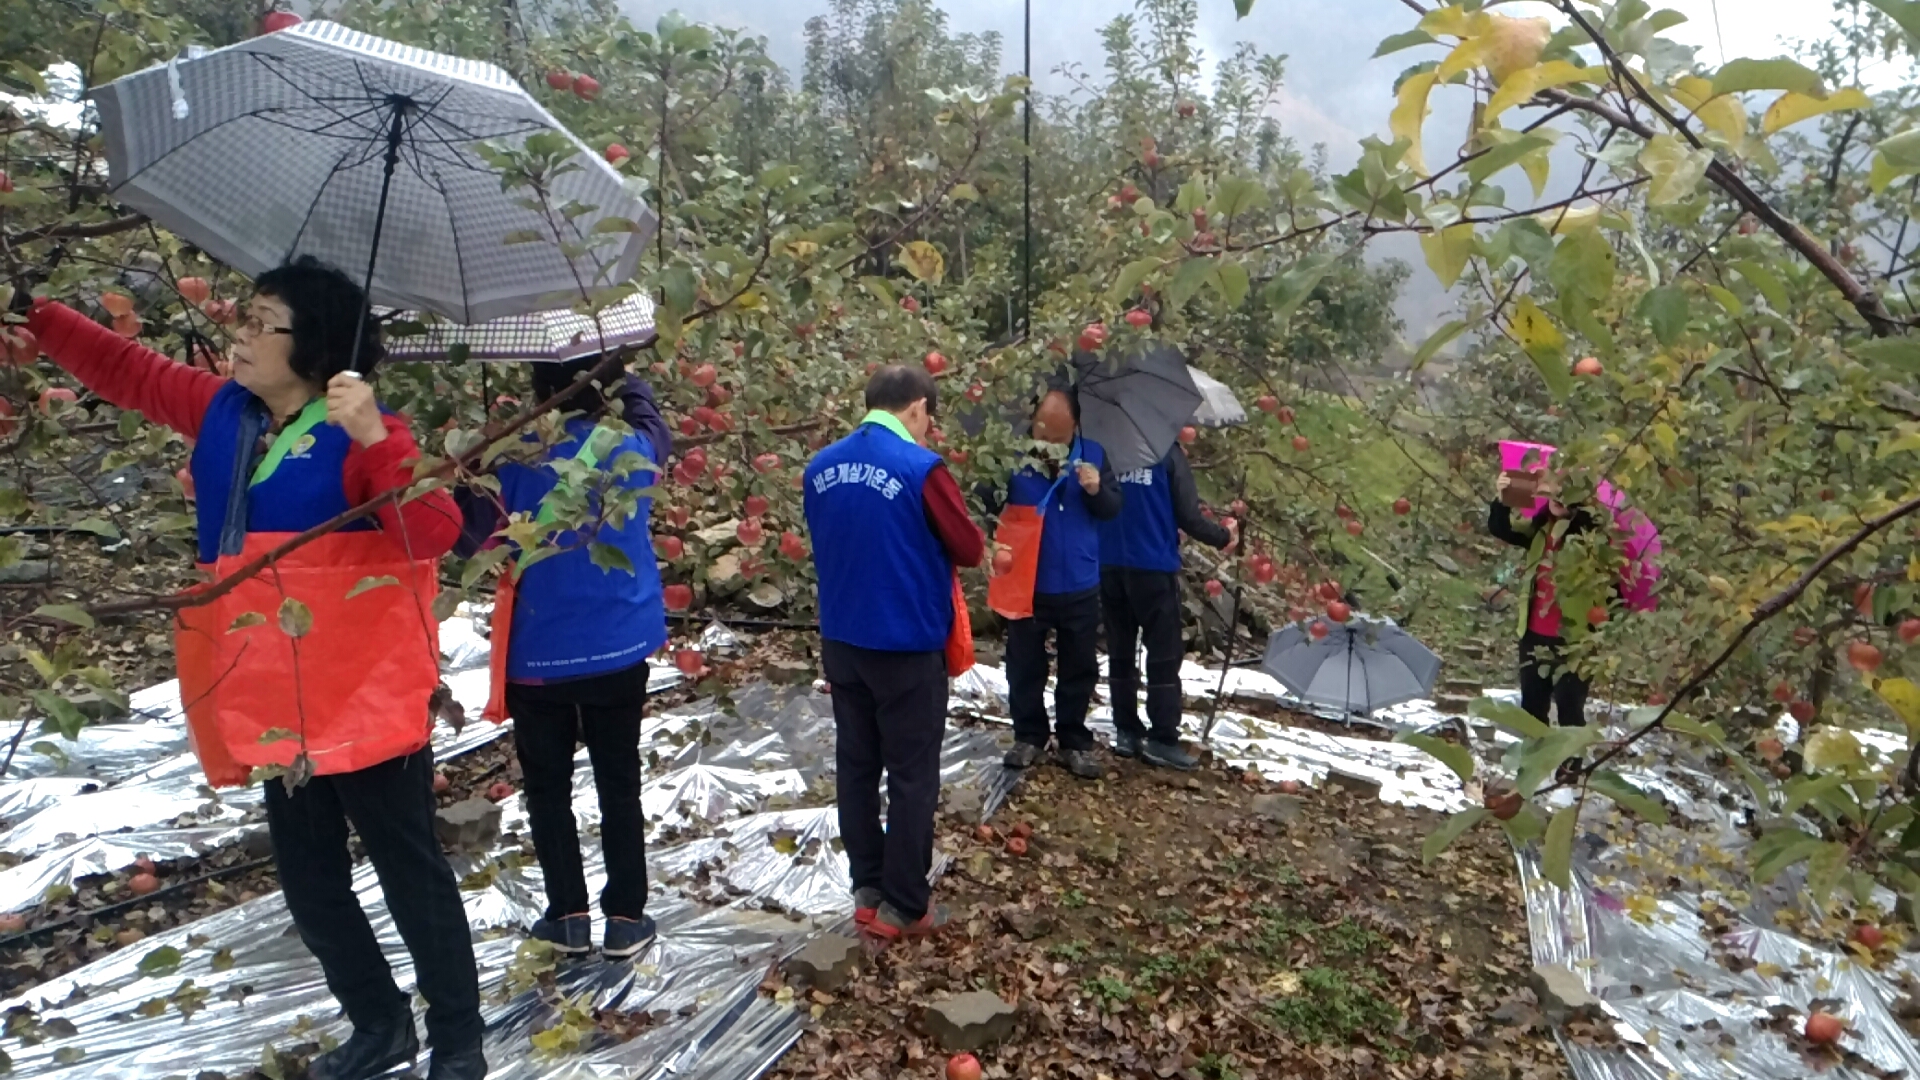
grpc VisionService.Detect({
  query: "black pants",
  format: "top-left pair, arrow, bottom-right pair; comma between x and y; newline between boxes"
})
822,640 -> 947,922
506,662 -> 649,921
264,747 -> 483,1051
1006,588 -> 1101,752
1519,632 -> 1589,726
1101,569 -> 1186,744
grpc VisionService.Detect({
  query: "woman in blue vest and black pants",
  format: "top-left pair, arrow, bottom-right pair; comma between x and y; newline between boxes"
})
991,383 -> 1120,779
457,356 -> 671,960
1099,444 -> 1234,770
803,366 -> 984,943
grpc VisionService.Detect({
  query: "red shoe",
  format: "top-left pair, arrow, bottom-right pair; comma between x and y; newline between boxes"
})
861,901 -> 950,944
853,887 -> 881,926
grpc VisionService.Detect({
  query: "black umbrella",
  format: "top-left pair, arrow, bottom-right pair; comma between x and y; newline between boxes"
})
1070,344 -> 1204,473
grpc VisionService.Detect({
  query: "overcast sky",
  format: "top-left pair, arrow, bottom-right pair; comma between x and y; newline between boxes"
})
639,0 -> 1879,336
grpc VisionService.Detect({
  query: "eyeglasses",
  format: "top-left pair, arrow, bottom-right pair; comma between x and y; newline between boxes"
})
235,314 -> 293,339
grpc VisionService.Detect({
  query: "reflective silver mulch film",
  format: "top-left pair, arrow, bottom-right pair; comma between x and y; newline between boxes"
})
0,625 -> 1906,1080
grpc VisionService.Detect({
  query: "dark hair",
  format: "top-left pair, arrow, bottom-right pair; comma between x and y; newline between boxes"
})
864,365 -> 938,416
252,255 -> 384,383
531,356 -> 613,421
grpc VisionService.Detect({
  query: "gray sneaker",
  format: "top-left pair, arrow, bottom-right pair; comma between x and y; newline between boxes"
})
1111,732 -> 1143,759
1141,740 -> 1199,771
1058,749 -> 1102,780
1003,741 -> 1046,768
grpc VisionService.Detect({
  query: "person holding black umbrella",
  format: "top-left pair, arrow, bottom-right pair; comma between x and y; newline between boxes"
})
985,380 -> 1121,779
803,366 -> 984,942
1099,443 -> 1235,770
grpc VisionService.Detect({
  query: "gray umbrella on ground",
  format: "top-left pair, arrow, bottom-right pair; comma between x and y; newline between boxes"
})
1188,365 -> 1246,428
1260,614 -> 1441,717
1071,344 -> 1204,473
91,19 -> 657,370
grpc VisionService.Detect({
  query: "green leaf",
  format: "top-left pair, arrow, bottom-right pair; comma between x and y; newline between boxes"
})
345,576 -> 400,601
1110,258 -> 1161,303
211,948 -> 234,973
501,229 -> 547,245
1469,696 -> 1551,739
1730,261 -> 1788,310
1234,0 -> 1254,16
1807,841 -> 1849,905
227,611 -> 267,634
1419,223 -> 1475,290
1466,135 -> 1555,187
1636,285 -> 1689,346
1410,319 -> 1468,371
33,605 -> 94,630
658,263 -> 700,314
1867,0 -> 1920,46
1751,827 -> 1825,883
1711,58 -> 1827,98
1174,175 -> 1208,214
1512,298 -> 1573,400
1398,732 -> 1475,785
138,946 -> 183,977
256,727 -> 299,746
1541,806 -> 1577,889
1852,338 -> 1920,372
1422,807 -> 1488,863
277,598 -> 314,639
1212,262 -> 1250,309
31,692 -> 87,740
1514,726 -> 1601,797
1499,803 -> 1546,844
895,240 -> 946,285
1639,133 -> 1713,205
1374,30 -> 1437,58
1586,770 -> 1669,825
1782,773 -> 1851,818
1168,257 -> 1217,308
589,543 -> 635,574
1265,254 -> 1335,321
1208,177 -> 1268,220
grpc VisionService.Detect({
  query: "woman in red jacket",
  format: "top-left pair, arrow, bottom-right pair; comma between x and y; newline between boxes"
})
27,257 -> 484,1080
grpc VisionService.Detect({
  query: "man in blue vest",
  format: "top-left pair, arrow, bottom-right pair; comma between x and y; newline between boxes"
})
991,384 -> 1120,779
1098,443 -> 1234,770
803,366 -> 984,943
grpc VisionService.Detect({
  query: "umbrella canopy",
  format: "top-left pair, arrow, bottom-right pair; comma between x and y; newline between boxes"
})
1260,615 -> 1442,716
1188,365 -> 1246,428
382,292 -> 657,363
91,20 -> 655,327
1071,344 -> 1203,473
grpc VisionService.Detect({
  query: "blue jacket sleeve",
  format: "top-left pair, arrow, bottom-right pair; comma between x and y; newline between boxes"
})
618,375 -> 672,466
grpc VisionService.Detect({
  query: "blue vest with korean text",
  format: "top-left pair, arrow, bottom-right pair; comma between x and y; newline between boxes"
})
191,381 -> 375,565
803,423 -> 951,652
1099,456 -> 1179,572
1007,438 -> 1107,596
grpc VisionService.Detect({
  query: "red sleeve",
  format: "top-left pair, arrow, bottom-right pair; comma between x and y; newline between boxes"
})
922,463 -> 985,568
27,300 -> 223,439
342,413 -> 461,559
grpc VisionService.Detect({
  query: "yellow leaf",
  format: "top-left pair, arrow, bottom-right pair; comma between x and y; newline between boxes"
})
1763,88 -> 1872,134
1486,60 -> 1603,121
1804,727 -> 1865,772
1437,37 -> 1485,80
1668,76 -> 1716,111
1872,152 -> 1911,195
1670,75 -> 1749,146
1875,677 -> 1920,737
895,240 -> 946,285
1392,71 -> 1439,175
1640,133 -> 1713,204
784,240 -> 819,259
1484,15 -> 1552,84
1537,204 -> 1600,235
1419,222 -> 1475,289
1520,147 -> 1552,200
1511,297 -> 1563,350
1418,5 -> 1488,39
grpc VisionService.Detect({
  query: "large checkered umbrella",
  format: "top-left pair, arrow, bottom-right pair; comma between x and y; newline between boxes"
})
382,292 -> 657,363
91,20 -> 656,371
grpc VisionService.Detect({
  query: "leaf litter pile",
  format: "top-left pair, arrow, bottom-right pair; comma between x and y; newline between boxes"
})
766,737 -> 1573,1080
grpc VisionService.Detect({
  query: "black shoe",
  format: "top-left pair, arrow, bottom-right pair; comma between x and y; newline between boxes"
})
1058,749 -> 1102,780
530,913 -> 592,955
1112,732 -> 1142,759
603,914 -> 657,960
1003,741 -> 1045,769
1141,740 -> 1198,771
425,1043 -> 486,1080
307,1019 -> 418,1080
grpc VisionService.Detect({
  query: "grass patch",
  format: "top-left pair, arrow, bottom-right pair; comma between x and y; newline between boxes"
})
1263,966 -> 1401,1044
